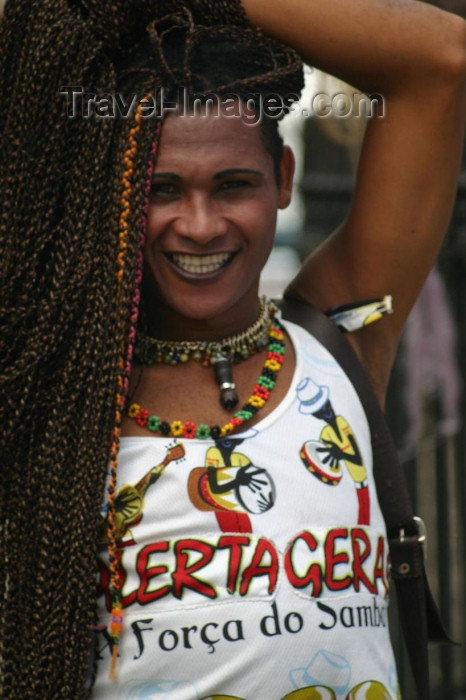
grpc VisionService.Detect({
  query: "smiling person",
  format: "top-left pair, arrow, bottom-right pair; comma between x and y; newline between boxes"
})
1,0 -> 465,698
129,103 -> 297,445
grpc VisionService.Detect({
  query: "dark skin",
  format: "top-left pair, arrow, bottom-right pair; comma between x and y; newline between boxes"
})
122,0 -> 466,436
243,0 -> 466,402
122,112 -> 295,435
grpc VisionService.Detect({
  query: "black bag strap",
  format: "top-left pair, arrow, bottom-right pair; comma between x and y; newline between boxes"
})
279,296 -> 452,700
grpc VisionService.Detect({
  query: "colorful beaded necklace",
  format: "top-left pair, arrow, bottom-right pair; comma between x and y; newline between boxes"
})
134,296 -> 274,367
127,314 -> 286,438
135,298 -> 279,411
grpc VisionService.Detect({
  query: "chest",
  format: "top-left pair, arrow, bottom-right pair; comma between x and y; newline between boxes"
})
121,330 -> 296,436
94,325 -> 396,700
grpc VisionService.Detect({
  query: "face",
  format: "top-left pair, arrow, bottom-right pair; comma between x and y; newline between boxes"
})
144,110 -> 294,335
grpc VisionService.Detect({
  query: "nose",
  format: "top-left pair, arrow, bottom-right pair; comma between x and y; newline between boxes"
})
173,192 -> 228,245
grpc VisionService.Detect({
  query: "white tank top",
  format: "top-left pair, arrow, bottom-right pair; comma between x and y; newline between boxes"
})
94,319 -> 399,700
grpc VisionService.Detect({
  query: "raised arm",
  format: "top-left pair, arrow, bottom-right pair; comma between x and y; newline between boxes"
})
242,0 -> 466,401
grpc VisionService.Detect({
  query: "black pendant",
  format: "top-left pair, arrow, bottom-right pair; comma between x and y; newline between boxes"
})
213,356 -> 239,410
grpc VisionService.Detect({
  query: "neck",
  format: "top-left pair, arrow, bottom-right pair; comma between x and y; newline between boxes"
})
143,296 -> 264,342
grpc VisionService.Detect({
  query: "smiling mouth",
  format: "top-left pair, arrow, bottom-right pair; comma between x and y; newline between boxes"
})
168,252 -> 234,275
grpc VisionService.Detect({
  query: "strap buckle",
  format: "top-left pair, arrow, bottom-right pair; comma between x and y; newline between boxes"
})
398,515 -> 427,561
390,516 -> 427,579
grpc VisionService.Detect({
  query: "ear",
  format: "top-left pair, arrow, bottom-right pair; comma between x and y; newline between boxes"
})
278,146 -> 295,209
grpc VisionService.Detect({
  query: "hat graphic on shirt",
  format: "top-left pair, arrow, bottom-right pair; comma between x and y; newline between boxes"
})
296,377 -> 330,415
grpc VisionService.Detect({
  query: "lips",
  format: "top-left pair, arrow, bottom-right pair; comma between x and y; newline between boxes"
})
167,252 -> 234,275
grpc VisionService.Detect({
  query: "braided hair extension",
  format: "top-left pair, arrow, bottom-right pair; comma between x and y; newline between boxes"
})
0,1 -> 303,696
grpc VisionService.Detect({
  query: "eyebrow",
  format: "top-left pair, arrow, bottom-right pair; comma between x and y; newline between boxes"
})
214,169 -> 263,179
152,173 -> 181,180
152,168 -> 264,181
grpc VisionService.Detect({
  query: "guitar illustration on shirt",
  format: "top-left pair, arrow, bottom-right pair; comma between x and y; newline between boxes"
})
101,442 -> 185,544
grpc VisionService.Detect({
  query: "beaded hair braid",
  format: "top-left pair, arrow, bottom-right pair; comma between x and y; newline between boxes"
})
0,1 -> 303,696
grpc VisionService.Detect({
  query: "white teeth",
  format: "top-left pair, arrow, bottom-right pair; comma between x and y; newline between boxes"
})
170,253 -> 232,274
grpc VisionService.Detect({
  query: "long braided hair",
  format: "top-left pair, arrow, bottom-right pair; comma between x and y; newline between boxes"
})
0,1 -> 303,696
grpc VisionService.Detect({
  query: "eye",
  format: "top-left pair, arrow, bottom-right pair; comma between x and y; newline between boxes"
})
218,179 -> 251,192
150,182 -> 179,198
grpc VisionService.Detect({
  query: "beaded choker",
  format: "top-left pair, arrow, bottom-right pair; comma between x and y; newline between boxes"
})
134,297 -> 278,410
127,315 -> 286,438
